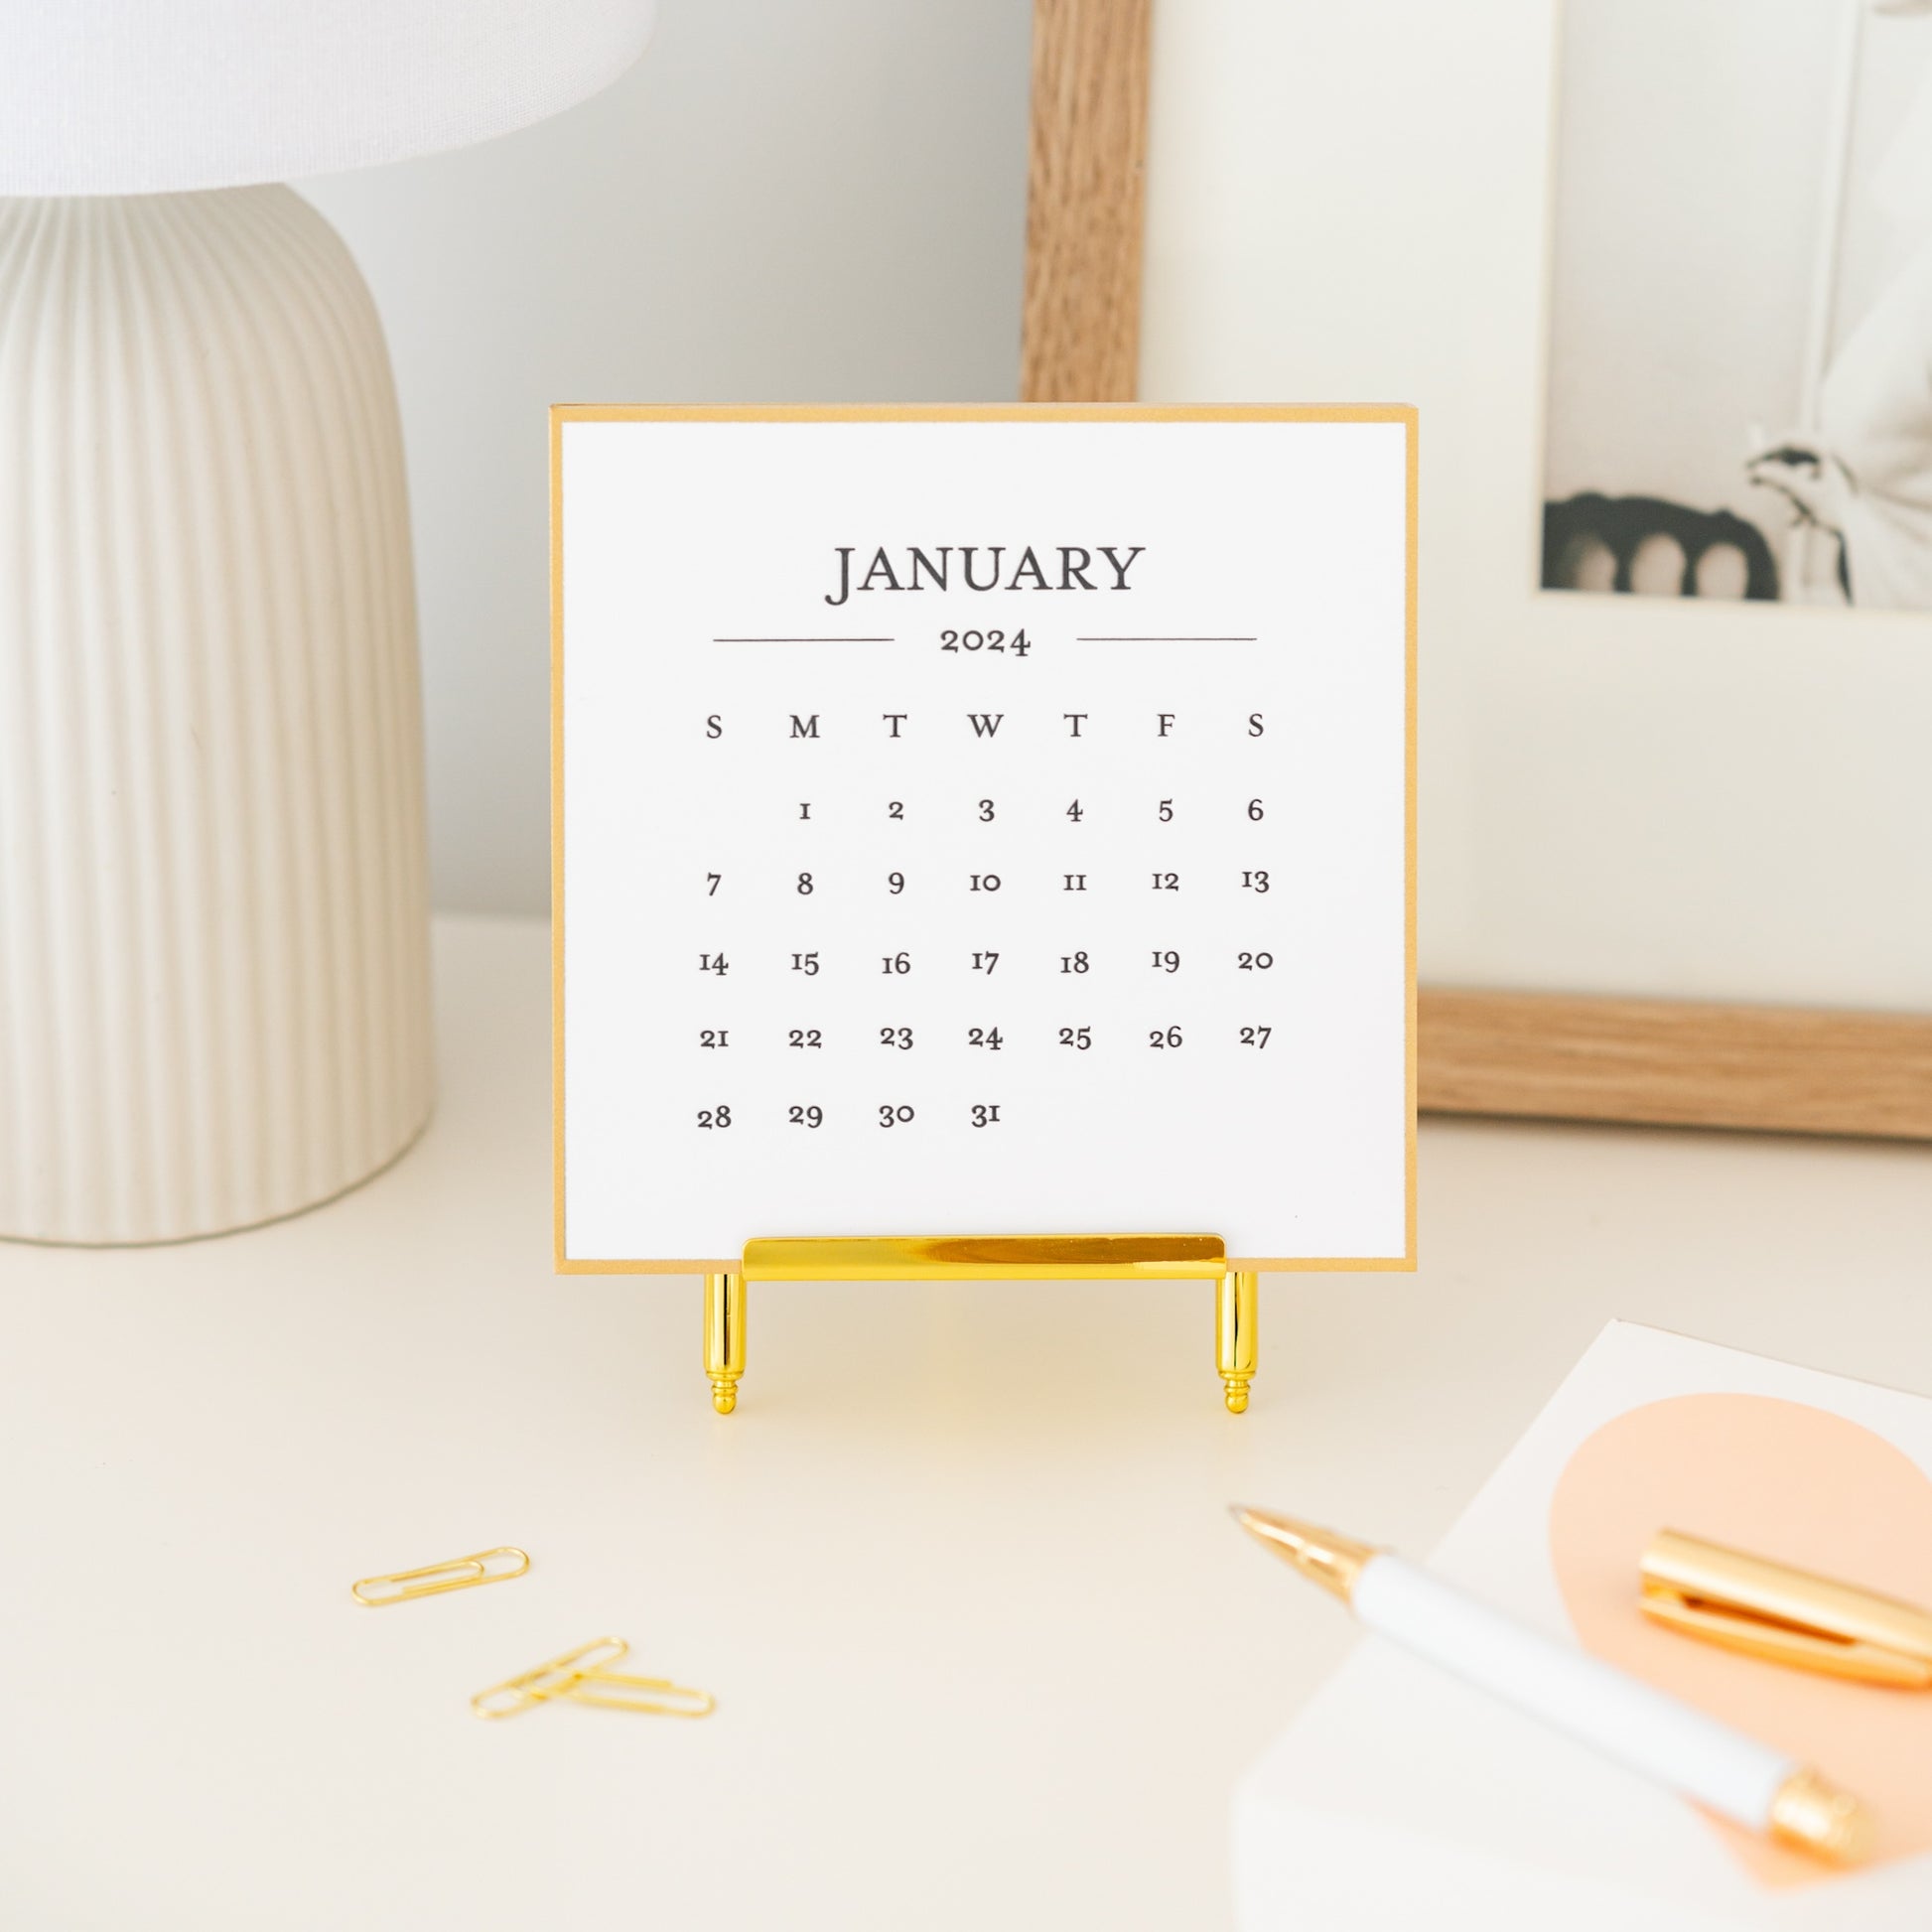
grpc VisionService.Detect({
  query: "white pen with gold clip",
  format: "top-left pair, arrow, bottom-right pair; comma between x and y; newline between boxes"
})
1233,1505 -> 1874,1866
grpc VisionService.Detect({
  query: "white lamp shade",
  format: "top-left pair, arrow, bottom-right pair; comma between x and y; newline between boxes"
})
0,1 -> 657,195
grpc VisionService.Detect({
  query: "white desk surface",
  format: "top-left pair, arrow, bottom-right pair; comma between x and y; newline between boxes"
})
3,914 -> 1928,1932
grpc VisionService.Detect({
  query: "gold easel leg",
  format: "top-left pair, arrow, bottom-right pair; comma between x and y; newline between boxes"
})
703,1271 -> 746,1415
1216,1270 -> 1258,1414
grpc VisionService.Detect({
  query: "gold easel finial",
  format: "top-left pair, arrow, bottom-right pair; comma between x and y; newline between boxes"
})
704,1271 -> 745,1413
1217,1271 -> 1258,1414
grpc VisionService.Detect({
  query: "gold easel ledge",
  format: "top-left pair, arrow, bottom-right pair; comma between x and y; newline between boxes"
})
740,1233 -> 1227,1282
705,1235 -> 1258,1414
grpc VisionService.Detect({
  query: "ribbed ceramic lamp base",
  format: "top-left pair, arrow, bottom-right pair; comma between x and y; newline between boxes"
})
0,187 -> 433,1243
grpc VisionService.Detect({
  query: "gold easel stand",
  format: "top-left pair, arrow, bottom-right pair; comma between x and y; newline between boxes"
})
703,1236 -> 1256,1416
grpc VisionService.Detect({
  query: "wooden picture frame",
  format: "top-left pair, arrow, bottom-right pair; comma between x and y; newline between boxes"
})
1020,0 -> 1932,1143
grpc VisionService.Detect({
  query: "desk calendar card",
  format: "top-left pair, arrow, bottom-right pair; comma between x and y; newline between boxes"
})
553,406 -> 1415,1271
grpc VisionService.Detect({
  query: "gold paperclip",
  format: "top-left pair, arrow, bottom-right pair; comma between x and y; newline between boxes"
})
560,1669 -> 717,1719
351,1545 -> 530,1607
471,1637 -> 630,1720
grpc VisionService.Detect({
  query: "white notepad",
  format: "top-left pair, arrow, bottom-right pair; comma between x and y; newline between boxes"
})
1235,1322 -> 1932,1931
552,407 -> 1414,1271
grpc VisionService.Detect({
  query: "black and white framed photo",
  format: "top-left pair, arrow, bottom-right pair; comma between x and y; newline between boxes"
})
1543,0 -> 1932,611
1132,0 -> 1931,1053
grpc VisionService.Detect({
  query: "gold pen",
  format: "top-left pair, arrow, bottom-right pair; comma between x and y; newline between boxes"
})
1235,1506 -> 1874,1863
1641,1529 -> 1932,1688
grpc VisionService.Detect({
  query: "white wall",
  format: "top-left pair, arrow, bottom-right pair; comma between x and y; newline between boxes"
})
301,0 -> 1033,916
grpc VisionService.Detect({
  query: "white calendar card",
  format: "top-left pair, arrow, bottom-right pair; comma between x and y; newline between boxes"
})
552,406 -> 1415,1272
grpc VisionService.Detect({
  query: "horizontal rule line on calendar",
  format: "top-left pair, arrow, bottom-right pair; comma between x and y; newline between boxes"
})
705,634 -> 1264,643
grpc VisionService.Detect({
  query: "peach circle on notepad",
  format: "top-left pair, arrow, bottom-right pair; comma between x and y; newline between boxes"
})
1549,1393 -> 1932,1887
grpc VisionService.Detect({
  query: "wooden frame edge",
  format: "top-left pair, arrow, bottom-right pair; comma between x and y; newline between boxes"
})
1420,991 -> 1932,1143
1022,0 -> 1151,403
